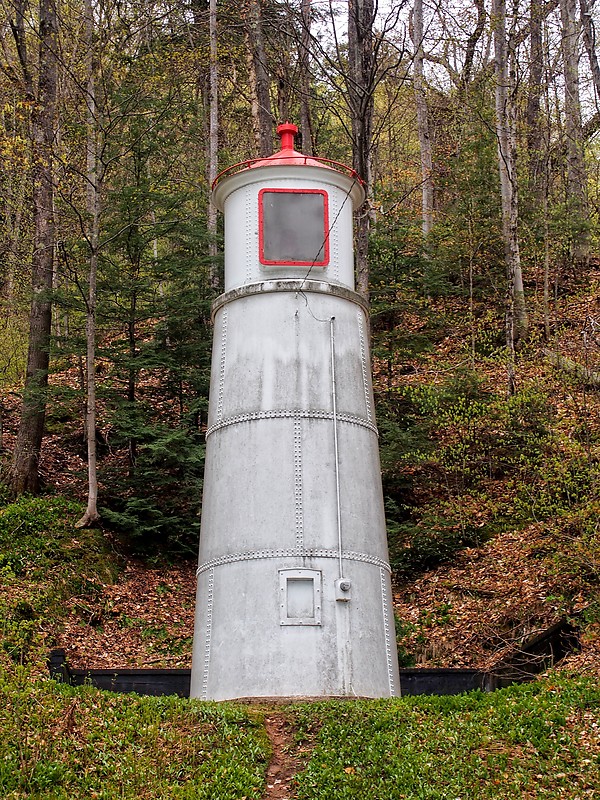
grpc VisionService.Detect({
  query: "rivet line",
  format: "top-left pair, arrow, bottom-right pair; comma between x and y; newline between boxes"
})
381,567 -> 396,696
216,308 -> 228,422
206,408 -> 378,438
357,309 -> 373,423
197,548 -> 391,575
294,418 -> 303,551
201,567 -> 214,700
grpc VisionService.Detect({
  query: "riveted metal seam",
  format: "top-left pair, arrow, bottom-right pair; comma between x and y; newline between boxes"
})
357,309 -> 373,423
211,279 -> 369,320
380,567 -> 396,696
206,409 -> 378,438
294,418 -> 303,551
216,308 -> 228,422
330,192 -> 339,283
245,188 -> 253,283
196,549 -> 391,575
202,567 -> 214,700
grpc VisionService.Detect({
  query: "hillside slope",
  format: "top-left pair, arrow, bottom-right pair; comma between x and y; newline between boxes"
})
2,272 -> 600,678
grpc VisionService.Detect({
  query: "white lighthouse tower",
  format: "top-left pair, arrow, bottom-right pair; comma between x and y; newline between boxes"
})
190,124 -> 400,700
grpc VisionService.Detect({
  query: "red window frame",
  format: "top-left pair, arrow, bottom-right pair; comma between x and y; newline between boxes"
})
258,188 -> 330,267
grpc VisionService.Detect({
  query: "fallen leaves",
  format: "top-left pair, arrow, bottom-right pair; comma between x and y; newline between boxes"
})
54,560 -> 197,669
393,522 -> 588,672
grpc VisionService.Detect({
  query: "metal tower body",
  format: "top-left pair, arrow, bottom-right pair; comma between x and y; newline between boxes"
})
190,125 -> 400,700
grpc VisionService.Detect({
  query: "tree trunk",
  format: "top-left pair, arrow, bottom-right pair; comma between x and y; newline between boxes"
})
411,0 -> 434,237
127,295 -> 137,474
77,0 -> 101,528
347,0 -> 375,302
526,0 -> 552,339
492,0 -> 528,370
299,0 -> 314,155
544,349 -> 600,389
526,0 -> 544,197
246,0 -> 273,157
560,0 -> 589,265
460,0 -> 485,90
543,187 -> 551,340
208,0 -> 219,287
11,0 -> 58,495
579,0 -> 600,101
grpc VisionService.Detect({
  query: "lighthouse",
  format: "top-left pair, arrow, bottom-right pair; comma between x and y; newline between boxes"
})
190,124 -> 400,700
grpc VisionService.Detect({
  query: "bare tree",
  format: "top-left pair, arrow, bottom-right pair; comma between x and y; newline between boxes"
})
524,0 -> 553,339
410,0 -> 434,237
246,0 -> 274,156
207,0 -> 219,285
279,0 -> 408,303
526,0 -> 545,195
492,0 -> 528,392
76,0 -> 101,527
298,0 -> 314,154
579,0 -> 600,104
560,0 -> 589,265
460,0 -> 486,90
347,0 -> 375,301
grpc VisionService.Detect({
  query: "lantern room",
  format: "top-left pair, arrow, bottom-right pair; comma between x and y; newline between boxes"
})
212,123 -> 365,292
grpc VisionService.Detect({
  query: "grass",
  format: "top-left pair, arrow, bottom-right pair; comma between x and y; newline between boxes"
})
0,674 -> 268,799
2,672 -> 599,800
289,678 -> 600,799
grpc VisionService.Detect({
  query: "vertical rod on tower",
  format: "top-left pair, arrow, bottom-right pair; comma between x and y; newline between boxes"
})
330,316 -> 344,580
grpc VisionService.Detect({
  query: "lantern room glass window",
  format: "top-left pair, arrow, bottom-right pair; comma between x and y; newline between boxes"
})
259,188 -> 329,266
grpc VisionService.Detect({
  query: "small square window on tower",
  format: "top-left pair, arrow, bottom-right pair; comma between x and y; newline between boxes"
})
259,189 -> 329,267
279,568 -> 322,626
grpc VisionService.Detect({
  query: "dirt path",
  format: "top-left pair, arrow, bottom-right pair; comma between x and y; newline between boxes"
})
262,713 -> 304,800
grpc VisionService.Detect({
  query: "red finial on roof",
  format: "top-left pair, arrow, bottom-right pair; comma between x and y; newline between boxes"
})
277,122 -> 298,152
212,120 -> 364,187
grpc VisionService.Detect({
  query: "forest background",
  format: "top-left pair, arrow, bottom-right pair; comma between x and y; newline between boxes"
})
1,0 -> 600,679
2,0 -> 600,796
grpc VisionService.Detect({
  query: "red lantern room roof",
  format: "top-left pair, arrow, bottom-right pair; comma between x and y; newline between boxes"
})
212,122 -> 362,189
249,123 -> 327,169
